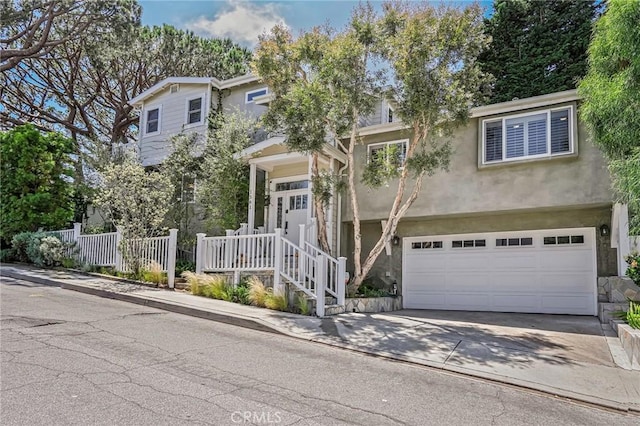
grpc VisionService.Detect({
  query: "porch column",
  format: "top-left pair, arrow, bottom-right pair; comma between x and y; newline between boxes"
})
248,162 -> 257,232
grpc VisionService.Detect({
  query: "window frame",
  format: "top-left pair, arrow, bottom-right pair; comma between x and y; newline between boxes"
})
481,105 -> 575,165
245,87 -> 268,104
367,139 -> 408,169
144,105 -> 162,136
184,93 -> 206,128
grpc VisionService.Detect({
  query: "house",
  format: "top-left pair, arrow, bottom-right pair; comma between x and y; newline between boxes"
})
128,76 -> 633,317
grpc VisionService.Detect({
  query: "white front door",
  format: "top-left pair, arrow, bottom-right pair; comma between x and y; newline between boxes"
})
271,189 -> 309,244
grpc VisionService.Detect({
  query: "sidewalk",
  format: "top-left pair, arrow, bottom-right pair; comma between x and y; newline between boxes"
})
2,263 -> 639,413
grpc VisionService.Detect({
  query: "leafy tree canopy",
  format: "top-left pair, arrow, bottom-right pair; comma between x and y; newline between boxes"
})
579,0 -> 640,232
254,1 -> 490,290
480,0 -> 602,104
0,124 -> 75,244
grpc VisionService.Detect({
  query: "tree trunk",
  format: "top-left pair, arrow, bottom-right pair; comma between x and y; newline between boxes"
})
311,152 -> 331,254
348,125 -> 427,295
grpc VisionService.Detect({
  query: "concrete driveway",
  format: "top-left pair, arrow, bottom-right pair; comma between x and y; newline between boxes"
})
327,310 -> 639,410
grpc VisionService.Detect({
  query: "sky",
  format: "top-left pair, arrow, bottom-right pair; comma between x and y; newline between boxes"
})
139,0 -> 493,48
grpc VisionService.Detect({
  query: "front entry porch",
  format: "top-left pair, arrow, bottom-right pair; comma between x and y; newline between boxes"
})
194,227 -> 347,317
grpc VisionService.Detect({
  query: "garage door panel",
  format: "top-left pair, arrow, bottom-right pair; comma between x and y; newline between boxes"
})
492,252 -> 538,269
537,250 -> 593,271
492,274 -> 539,291
445,294 -> 492,309
405,256 -> 447,272
446,274 -> 491,291
445,253 -> 491,270
404,273 -> 447,288
403,228 -> 597,315
541,295 -> 593,314
404,292 -> 446,309
492,294 -> 541,311
538,273 -> 594,292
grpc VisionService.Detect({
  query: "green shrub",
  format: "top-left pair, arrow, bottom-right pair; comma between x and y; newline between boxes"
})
356,284 -> 389,298
61,257 -> 76,268
264,289 -> 288,311
141,262 -> 167,285
11,231 -> 43,262
628,300 -> 640,329
296,294 -> 311,315
233,284 -> 251,305
248,276 -> 268,307
182,272 -> 230,300
625,251 -> 640,286
0,248 -> 16,263
36,236 -> 65,266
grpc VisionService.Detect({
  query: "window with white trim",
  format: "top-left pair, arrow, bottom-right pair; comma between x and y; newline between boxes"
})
145,107 -> 160,135
186,96 -> 203,125
246,88 -> 268,103
482,106 -> 573,164
368,140 -> 407,168
387,106 -> 394,123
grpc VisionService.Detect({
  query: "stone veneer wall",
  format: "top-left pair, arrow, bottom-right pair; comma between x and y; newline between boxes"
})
344,296 -> 402,313
597,276 -> 640,303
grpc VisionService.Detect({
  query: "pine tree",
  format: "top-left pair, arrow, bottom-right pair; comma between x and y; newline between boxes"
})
480,0 -> 602,104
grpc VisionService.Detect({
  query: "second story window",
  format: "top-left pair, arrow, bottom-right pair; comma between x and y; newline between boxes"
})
368,140 -> 407,168
246,88 -> 268,103
387,106 -> 394,123
482,106 -> 573,164
145,107 -> 160,135
186,96 -> 203,125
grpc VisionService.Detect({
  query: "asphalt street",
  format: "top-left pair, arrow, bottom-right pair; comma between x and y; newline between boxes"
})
1,276 -> 638,426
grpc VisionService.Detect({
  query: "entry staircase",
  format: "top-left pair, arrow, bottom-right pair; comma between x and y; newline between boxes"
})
194,221 -> 346,316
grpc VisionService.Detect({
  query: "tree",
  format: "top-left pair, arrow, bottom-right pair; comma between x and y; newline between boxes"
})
1,3 -> 250,220
0,124 -> 75,245
93,154 -> 172,274
0,0 -> 140,72
161,132 -> 203,248
254,1 -> 490,293
198,109 -> 258,232
479,0 -> 601,104
579,0 -> 640,233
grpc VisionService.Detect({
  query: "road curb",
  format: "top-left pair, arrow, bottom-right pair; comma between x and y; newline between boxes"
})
2,268 -> 638,414
1,269 -> 284,336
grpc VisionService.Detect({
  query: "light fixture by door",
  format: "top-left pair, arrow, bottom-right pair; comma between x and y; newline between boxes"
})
599,224 -> 610,237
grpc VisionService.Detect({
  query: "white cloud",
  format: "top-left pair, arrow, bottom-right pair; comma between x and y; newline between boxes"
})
186,1 -> 287,46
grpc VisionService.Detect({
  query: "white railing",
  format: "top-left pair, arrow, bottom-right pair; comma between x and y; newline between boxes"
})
195,227 -> 347,316
76,232 -> 118,266
197,233 -> 276,272
121,235 -> 174,273
281,237 -> 318,298
305,242 -> 346,305
47,224 -> 178,289
50,228 -> 75,244
305,218 -> 318,248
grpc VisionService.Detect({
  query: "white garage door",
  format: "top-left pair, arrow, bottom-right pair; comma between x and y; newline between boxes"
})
402,228 -> 597,315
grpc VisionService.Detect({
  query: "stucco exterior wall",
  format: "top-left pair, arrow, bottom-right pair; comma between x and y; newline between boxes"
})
139,83 -> 210,166
344,102 -> 613,222
220,82 -> 269,119
342,206 -> 617,293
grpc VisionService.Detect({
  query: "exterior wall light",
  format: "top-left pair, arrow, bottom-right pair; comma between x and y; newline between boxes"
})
600,224 -> 610,237
392,235 -> 400,246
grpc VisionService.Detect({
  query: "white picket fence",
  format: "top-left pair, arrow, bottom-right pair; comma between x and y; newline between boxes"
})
49,223 -> 178,289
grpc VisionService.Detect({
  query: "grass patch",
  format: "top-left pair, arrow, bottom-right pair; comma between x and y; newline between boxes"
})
264,289 -> 288,311
296,294 -> 311,315
248,276 -> 268,307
